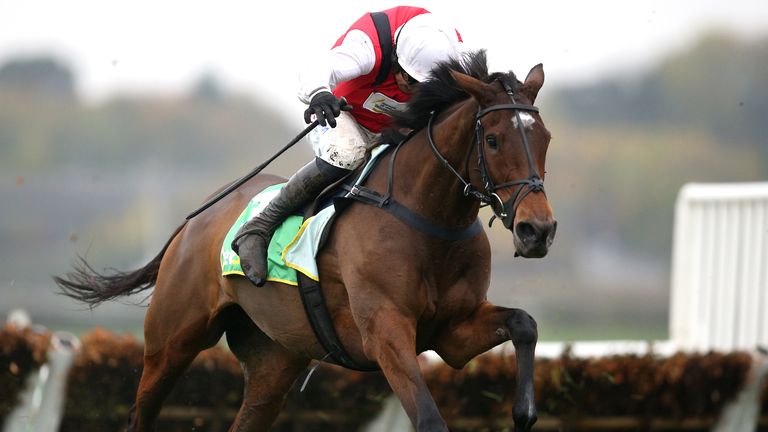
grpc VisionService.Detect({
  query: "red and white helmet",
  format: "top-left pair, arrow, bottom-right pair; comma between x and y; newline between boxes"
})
394,13 -> 462,83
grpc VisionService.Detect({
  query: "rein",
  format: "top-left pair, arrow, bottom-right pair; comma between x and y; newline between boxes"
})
426,80 -> 544,227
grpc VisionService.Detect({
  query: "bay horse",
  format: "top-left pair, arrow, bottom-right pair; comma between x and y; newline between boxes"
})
56,50 -> 556,432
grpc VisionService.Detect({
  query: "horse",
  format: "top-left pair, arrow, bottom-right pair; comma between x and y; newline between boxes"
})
56,50 -> 556,432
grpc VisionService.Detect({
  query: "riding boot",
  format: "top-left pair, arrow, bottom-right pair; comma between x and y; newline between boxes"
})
231,157 -> 350,287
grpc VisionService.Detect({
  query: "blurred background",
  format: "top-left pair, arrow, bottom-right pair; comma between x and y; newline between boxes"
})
2,0 -> 767,341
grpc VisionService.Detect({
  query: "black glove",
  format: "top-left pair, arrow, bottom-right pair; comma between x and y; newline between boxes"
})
304,92 -> 350,128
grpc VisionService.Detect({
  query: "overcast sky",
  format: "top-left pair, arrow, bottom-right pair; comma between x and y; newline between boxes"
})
3,0 -> 768,119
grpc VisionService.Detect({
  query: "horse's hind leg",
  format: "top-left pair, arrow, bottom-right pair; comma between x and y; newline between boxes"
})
433,302 -> 538,432
225,310 -> 310,432
128,289 -> 226,431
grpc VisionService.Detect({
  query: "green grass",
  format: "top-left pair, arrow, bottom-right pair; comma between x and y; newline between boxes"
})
538,319 -> 668,342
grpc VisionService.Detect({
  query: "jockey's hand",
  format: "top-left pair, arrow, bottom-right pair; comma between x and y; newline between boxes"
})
304,92 -> 351,128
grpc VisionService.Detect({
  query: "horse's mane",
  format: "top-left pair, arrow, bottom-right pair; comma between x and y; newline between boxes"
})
380,49 -> 518,144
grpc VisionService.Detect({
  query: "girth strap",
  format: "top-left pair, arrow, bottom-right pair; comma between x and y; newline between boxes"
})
297,272 -> 378,372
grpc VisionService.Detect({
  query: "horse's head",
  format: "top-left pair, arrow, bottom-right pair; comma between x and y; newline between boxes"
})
452,65 -> 557,258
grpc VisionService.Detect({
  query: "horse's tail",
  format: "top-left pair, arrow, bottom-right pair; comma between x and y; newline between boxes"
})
54,222 -> 187,308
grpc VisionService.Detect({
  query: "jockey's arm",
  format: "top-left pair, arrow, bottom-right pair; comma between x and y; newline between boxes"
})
298,29 -> 376,104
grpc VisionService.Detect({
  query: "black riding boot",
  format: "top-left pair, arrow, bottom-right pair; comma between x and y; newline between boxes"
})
231,158 -> 350,287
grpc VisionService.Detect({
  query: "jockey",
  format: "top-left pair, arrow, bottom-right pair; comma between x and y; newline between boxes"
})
232,6 -> 463,287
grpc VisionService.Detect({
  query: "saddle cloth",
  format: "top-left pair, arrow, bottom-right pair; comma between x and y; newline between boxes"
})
220,144 -> 390,285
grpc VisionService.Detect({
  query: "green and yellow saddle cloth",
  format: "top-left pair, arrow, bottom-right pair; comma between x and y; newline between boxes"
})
220,145 -> 391,284
220,183 -> 336,285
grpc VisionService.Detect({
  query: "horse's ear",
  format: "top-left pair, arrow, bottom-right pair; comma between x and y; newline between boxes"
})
451,70 -> 495,105
522,63 -> 545,102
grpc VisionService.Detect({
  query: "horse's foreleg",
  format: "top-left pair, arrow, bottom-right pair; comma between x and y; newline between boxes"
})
362,308 -> 448,432
433,302 -> 538,432
226,315 -> 310,432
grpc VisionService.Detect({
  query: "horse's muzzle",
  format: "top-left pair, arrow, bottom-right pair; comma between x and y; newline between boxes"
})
513,218 -> 557,258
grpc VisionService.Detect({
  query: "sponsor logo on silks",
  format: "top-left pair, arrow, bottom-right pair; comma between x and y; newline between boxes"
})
363,92 -> 407,115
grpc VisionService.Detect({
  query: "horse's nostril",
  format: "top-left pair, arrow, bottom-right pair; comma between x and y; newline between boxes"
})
515,221 -> 537,243
550,220 -> 558,241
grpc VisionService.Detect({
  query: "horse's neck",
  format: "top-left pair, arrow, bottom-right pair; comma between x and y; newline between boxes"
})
390,101 -> 481,228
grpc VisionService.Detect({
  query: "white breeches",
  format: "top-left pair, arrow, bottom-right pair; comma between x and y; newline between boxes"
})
307,111 -> 380,170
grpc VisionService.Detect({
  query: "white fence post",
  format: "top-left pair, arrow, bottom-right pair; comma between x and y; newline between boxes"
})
669,182 -> 768,432
31,332 -> 81,432
712,350 -> 768,432
3,313 -> 81,432
670,182 -> 768,352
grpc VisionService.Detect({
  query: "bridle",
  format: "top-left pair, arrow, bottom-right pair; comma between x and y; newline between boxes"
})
426,78 -> 545,227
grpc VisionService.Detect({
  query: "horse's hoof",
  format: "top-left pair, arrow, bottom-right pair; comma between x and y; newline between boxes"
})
513,413 -> 537,432
513,405 -> 537,432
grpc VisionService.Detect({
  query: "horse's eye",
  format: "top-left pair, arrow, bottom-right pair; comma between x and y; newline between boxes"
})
486,135 -> 498,149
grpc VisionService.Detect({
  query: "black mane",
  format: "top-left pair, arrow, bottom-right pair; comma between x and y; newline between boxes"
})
380,50 -> 518,144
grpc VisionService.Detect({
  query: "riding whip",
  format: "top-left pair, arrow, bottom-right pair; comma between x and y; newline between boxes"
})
186,98 -> 350,220
185,120 -> 319,220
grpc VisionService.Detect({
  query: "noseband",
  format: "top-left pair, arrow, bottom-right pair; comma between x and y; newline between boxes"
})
426,79 -> 544,227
